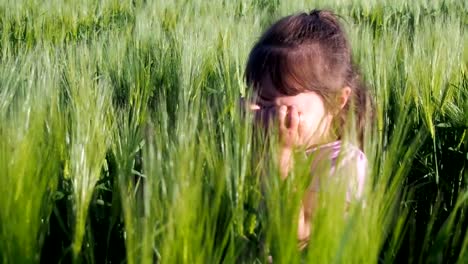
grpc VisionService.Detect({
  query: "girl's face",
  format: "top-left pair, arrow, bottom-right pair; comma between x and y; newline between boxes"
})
252,76 -> 336,149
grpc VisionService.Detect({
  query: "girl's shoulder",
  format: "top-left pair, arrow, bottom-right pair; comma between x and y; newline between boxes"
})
306,140 -> 367,167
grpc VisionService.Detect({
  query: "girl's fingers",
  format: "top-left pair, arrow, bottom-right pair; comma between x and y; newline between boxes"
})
278,105 -> 288,131
288,105 -> 299,130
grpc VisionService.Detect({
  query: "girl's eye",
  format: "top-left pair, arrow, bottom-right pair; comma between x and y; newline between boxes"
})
257,104 -> 270,110
259,96 -> 274,104
260,106 -> 275,113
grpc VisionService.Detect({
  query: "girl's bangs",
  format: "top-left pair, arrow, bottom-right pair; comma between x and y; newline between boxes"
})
246,45 -> 308,96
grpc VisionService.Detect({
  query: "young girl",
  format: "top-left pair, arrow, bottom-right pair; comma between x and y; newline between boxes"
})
243,9 -> 373,248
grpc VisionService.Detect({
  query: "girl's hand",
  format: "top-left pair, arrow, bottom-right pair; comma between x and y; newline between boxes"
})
239,98 -> 301,149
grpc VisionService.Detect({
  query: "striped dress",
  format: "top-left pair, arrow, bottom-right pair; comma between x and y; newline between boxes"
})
305,140 -> 368,202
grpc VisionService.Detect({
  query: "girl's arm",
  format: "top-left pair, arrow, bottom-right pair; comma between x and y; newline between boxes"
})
277,106 -> 318,248
298,189 -> 319,249
279,148 -> 293,180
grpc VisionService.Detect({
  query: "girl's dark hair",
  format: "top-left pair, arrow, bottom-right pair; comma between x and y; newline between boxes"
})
245,9 -> 373,147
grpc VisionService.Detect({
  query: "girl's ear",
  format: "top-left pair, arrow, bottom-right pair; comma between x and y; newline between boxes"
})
339,86 -> 351,109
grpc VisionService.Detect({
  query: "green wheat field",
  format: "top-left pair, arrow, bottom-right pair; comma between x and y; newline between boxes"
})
0,0 -> 466,263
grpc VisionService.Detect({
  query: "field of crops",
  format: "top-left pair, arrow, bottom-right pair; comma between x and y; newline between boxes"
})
0,0 -> 466,263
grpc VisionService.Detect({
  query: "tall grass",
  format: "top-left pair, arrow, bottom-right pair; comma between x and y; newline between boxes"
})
0,0 -> 466,263
0,49 -> 66,263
